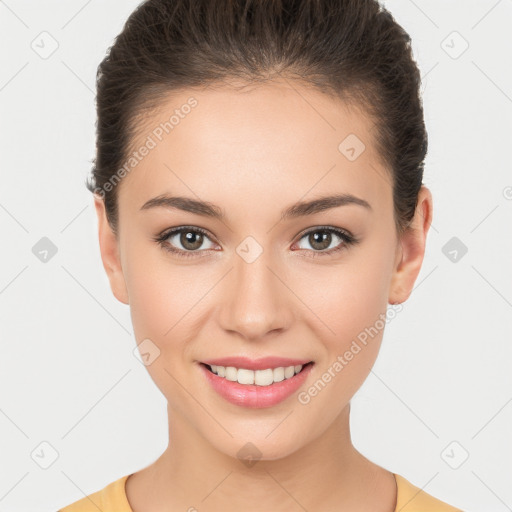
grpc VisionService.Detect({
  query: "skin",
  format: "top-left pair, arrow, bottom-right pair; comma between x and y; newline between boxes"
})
94,78 -> 432,512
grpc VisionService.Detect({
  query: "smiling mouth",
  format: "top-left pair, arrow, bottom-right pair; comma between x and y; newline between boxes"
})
200,361 -> 314,386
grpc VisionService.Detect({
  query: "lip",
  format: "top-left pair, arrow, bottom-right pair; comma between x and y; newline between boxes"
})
198,361 -> 315,409
200,356 -> 312,371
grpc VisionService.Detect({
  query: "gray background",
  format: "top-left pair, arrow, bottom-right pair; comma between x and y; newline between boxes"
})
1,0 -> 511,511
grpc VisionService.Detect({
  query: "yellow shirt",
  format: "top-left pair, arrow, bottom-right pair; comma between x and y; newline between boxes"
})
58,472 -> 462,511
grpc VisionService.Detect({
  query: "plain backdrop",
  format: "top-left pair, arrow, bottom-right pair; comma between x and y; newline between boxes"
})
1,1 -> 511,511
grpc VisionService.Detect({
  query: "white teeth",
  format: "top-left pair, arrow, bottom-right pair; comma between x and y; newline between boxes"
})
273,367 -> 285,382
225,366 -> 238,381
237,368 -> 255,385
207,363 -> 305,386
255,368 -> 273,386
284,366 -> 295,379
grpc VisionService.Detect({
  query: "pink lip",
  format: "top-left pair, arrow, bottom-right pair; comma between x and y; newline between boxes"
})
200,356 -> 312,371
199,361 -> 314,409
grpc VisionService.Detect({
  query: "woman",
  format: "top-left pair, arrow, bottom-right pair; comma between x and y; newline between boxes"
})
59,0 -> 461,510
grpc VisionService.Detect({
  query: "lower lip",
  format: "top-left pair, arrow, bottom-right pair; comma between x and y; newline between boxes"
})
199,362 -> 314,409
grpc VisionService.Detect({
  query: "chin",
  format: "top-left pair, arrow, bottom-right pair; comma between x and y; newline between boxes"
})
204,426 -> 308,466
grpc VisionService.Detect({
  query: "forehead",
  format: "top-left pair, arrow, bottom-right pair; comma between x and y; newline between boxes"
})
118,80 -> 392,220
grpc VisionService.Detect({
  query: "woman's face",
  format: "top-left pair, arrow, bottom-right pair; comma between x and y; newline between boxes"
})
95,79 -> 429,461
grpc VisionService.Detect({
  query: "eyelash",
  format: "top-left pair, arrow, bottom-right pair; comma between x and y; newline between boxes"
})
153,225 -> 359,260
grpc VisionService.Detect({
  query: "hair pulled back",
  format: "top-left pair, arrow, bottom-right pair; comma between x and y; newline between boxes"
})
86,0 -> 427,238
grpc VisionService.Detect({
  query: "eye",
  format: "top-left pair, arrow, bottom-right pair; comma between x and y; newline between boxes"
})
293,226 -> 358,258
153,225 -> 359,260
153,226 -> 217,258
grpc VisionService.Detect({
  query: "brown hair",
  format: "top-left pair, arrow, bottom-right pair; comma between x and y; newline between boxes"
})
86,0 -> 427,238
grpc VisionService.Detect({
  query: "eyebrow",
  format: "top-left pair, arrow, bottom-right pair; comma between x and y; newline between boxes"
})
140,193 -> 372,220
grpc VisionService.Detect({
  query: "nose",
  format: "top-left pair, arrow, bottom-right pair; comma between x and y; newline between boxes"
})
218,249 -> 295,342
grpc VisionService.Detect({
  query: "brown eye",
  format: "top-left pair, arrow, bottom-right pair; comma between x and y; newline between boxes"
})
294,226 -> 357,258
155,226 -> 216,258
178,230 -> 205,250
307,230 -> 333,251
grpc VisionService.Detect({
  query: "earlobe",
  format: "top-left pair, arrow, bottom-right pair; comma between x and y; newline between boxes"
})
93,195 -> 130,305
388,186 -> 433,305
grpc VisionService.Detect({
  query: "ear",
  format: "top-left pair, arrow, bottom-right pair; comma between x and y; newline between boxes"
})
93,195 -> 129,305
388,185 -> 433,305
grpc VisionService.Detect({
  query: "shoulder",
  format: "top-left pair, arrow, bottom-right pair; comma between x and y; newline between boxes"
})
394,473 -> 462,511
58,474 -> 132,512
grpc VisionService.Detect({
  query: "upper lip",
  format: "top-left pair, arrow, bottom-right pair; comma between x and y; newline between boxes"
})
200,356 -> 313,371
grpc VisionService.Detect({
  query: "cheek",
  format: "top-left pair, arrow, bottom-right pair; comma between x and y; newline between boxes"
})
127,271 -> 174,341
294,236 -> 395,388
123,253 -> 205,398
294,261 -> 391,419
124,243 -> 206,341
300,253 -> 392,343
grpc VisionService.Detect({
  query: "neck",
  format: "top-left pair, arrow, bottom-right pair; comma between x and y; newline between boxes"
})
127,403 -> 396,512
